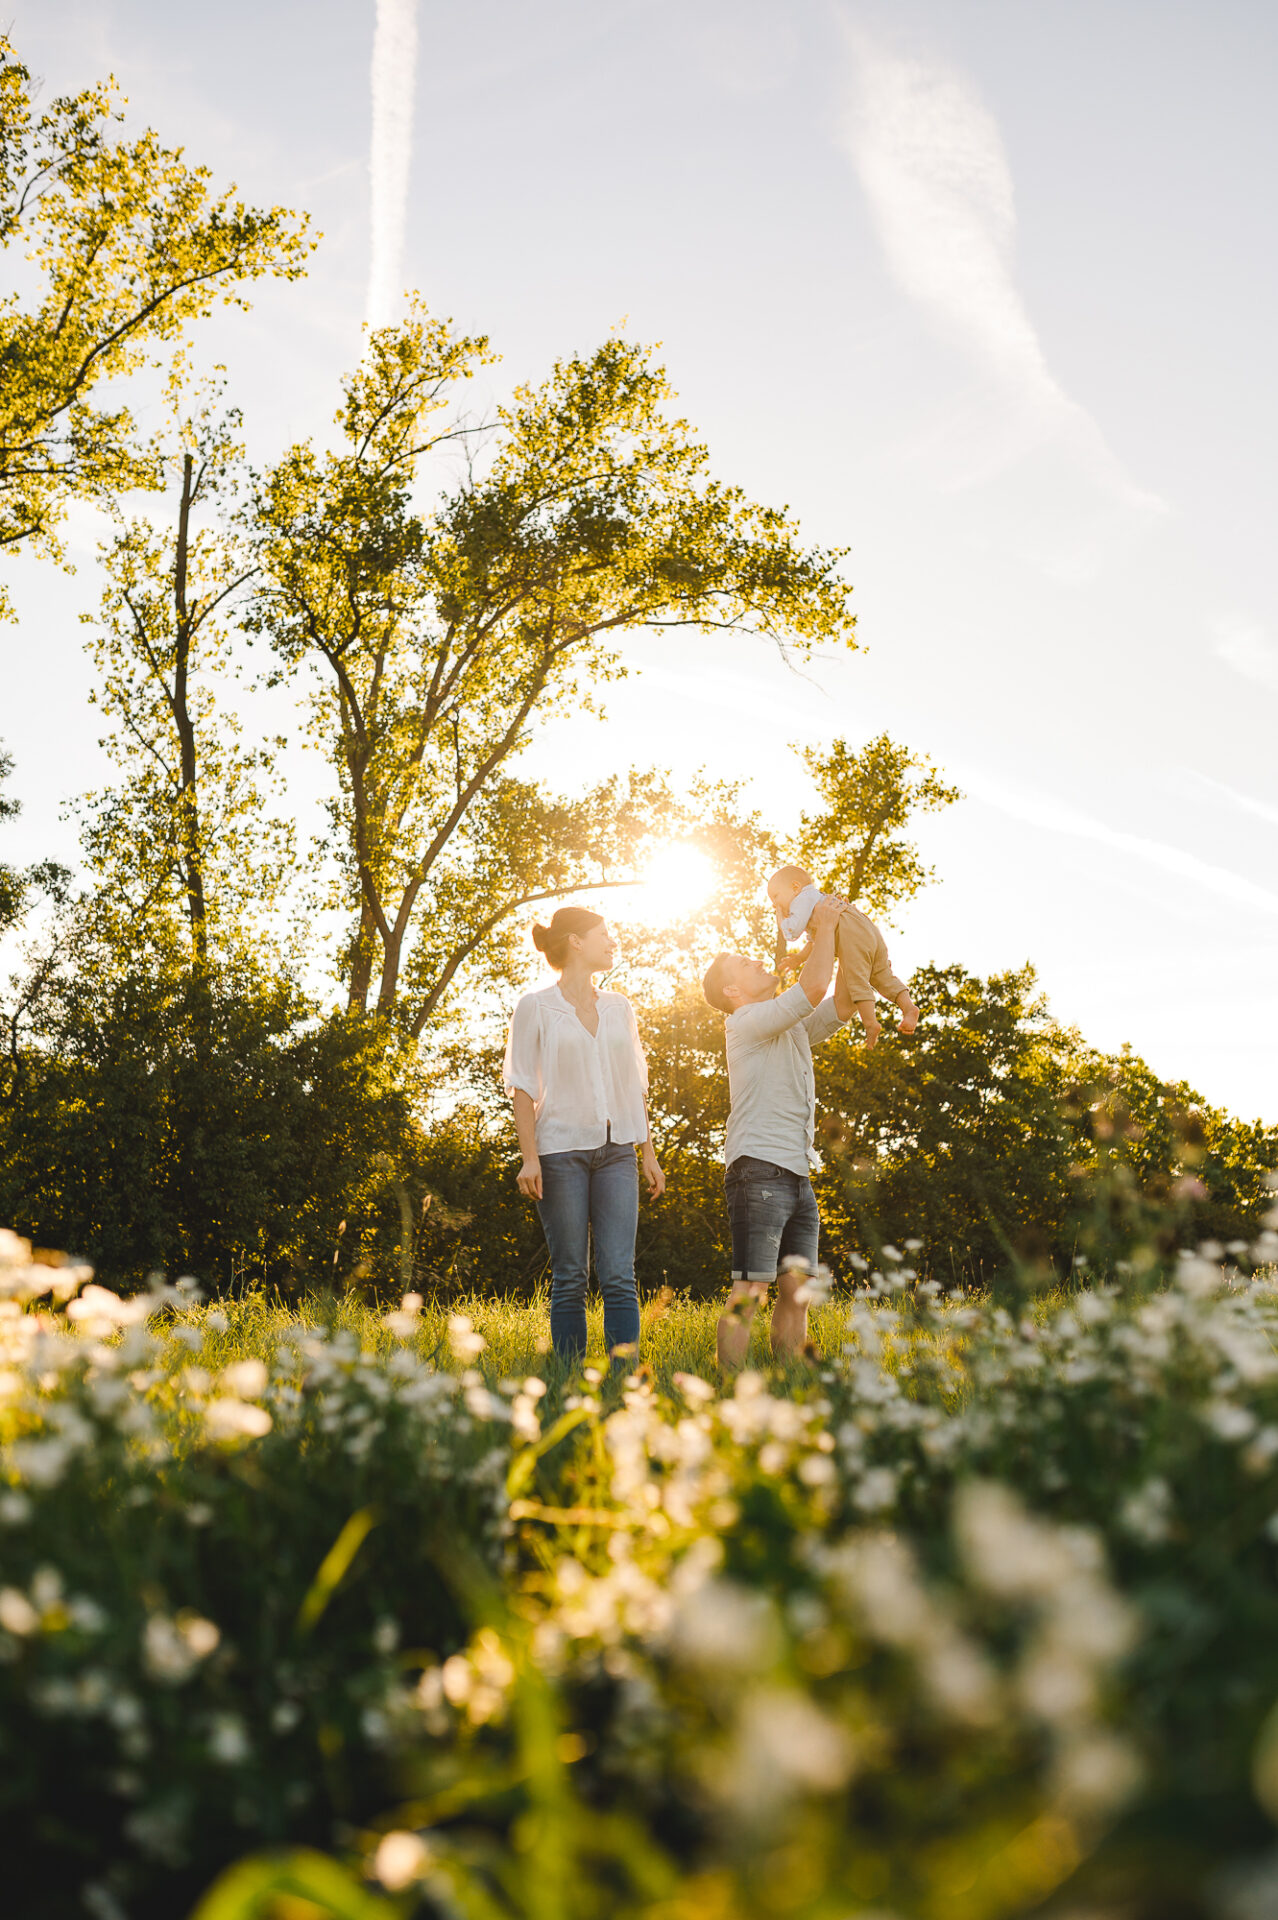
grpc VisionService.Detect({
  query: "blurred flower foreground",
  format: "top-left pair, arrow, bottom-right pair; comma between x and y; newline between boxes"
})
5,1215 -> 1278,1920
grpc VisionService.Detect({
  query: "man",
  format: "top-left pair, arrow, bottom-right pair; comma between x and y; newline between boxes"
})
701,893 -> 852,1370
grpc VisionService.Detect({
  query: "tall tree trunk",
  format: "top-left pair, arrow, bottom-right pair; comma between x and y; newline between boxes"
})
347,895 -> 378,1012
172,453 -> 208,968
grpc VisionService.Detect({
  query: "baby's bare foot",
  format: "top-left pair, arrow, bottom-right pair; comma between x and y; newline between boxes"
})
898,1001 -> 919,1036
863,1022 -> 880,1049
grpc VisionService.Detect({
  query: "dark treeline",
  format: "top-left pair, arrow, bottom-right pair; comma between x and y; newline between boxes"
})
0,33 -> 1273,1296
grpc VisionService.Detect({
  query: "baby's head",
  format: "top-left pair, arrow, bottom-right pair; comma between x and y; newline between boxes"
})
766,864 -> 814,915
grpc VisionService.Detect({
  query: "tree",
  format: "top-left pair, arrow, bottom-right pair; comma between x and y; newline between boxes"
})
811,963 -> 1278,1287
0,952 -> 419,1288
796,733 -> 962,923
0,747 -> 71,1098
76,397 -> 291,967
249,308 -> 855,1035
0,35 -> 311,608
813,963 -> 1079,1284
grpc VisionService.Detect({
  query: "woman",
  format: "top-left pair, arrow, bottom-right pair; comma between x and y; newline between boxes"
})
504,906 -> 665,1363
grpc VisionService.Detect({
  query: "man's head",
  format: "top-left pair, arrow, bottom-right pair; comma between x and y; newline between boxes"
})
703,951 -> 779,1014
766,864 -> 814,916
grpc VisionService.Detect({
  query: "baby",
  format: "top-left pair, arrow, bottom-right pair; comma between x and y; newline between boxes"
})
767,864 -> 919,1049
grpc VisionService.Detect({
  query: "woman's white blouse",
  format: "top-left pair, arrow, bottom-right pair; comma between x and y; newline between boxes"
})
503,985 -> 649,1155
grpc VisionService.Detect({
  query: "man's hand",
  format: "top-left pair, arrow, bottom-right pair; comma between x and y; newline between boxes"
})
516,1158 -> 542,1200
797,894 -> 845,1008
641,1144 -> 666,1197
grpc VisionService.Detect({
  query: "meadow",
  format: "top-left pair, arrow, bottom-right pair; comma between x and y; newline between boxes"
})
5,1219 -> 1278,1920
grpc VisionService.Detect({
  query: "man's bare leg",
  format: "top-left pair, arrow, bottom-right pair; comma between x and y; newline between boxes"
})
717,1281 -> 767,1371
770,1265 -> 810,1361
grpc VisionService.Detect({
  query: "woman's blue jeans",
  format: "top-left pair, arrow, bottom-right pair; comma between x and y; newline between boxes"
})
536,1141 -> 640,1362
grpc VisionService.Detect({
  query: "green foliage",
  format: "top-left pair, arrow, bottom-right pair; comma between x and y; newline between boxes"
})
410,1106 -> 548,1296
0,1265 -> 507,1920
0,743 -> 70,938
797,731 -> 963,923
247,309 -> 855,1031
0,35 -> 312,607
3,1223 -> 1278,1919
0,953 -> 417,1288
813,963 -> 1278,1289
76,394 -> 292,963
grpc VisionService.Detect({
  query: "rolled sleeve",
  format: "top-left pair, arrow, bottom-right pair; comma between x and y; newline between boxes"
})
730,982 -> 818,1044
803,995 -> 847,1046
502,995 -> 542,1100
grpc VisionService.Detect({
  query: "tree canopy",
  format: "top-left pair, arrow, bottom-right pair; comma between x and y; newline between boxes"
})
0,35 -> 311,609
248,307 -> 856,1033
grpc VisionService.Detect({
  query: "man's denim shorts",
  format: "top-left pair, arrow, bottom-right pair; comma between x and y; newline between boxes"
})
724,1155 -> 820,1283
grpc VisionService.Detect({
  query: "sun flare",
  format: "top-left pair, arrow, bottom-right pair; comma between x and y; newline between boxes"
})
626,843 -> 718,927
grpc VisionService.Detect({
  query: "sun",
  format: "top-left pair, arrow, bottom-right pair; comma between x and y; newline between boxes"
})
626,843 -> 718,926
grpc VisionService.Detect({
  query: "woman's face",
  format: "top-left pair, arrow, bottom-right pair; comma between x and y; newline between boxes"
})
573,919 -> 617,974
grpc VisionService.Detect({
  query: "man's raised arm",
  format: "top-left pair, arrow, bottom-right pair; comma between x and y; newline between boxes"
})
798,895 -> 843,1008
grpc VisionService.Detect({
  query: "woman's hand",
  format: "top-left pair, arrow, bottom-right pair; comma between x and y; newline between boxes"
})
641,1144 -> 666,1198
517,1158 -> 543,1200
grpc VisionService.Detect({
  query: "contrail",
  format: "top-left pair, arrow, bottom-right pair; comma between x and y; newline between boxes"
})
366,0 -> 419,329
836,17 -> 1163,515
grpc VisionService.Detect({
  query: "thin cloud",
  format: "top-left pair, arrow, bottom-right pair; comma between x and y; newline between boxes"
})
366,0 -> 419,330
1191,770 -> 1278,832
1213,617 -> 1278,694
836,22 -> 1160,510
962,766 -> 1278,918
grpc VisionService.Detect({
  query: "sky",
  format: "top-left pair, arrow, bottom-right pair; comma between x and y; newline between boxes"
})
4,0 -> 1278,1121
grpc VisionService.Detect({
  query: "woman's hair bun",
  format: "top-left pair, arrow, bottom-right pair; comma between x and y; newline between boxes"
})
530,905 -> 604,969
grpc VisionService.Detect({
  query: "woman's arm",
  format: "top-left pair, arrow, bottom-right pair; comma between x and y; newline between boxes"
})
512,1089 -> 542,1200
639,1095 -> 666,1198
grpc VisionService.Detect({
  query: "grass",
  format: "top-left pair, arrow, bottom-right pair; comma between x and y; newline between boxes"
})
6,1231 -> 1278,1920
184,1285 -> 863,1392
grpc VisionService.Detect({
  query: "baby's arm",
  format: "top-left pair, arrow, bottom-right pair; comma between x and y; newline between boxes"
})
773,902 -> 813,971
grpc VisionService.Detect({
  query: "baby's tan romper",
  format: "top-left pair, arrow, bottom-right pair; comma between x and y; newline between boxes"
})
834,904 -> 907,1006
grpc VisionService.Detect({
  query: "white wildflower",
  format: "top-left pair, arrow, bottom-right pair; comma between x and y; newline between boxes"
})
142,1613 -> 220,1683
955,1482 -> 1080,1600
447,1315 -> 486,1360
220,1359 -> 268,1399
1202,1400 -> 1257,1443
1175,1254 -> 1221,1299
852,1467 -> 898,1513
1118,1477 -> 1174,1545
381,1294 -> 423,1339
0,1587 -> 40,1635
666,1580 -> 781,1673
204,1398 -> 272,1441
7,1436 -> 74,1488
66,1285 -> 153,1334
1018,1645 -> 1096,1722
719,1687 -> 854,1811
1053,1731 -> 1143,1813
373,1830 -> 433,1890
206,1713 -> 250,1764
